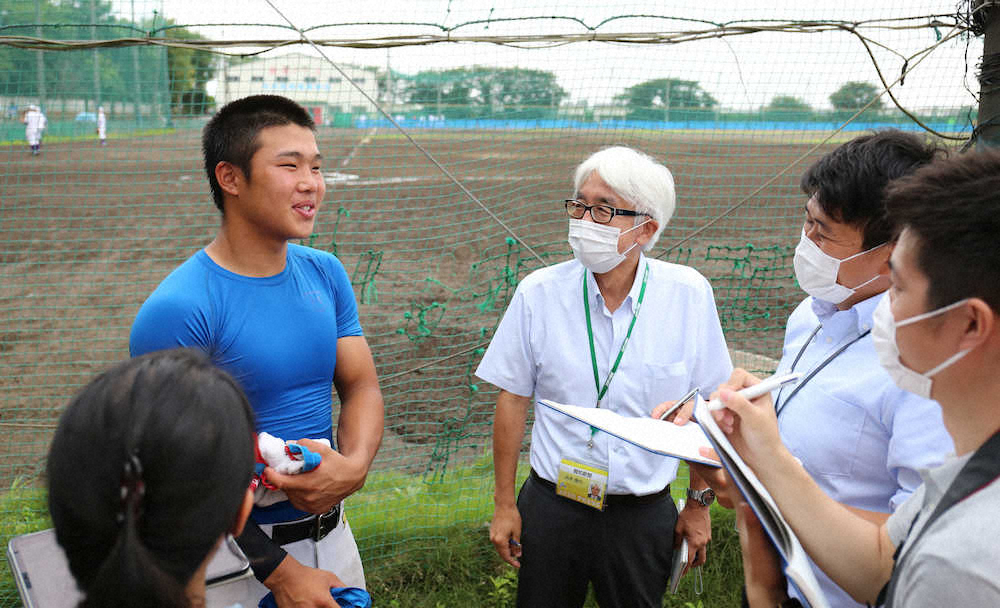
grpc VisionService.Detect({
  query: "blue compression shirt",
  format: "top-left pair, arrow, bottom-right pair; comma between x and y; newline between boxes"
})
130,244 -> 363,522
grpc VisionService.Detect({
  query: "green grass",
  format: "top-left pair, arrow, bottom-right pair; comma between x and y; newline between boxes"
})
363,506 -> 743,608
349,454 -> 744,607
0,478 -> 51,606
0,128 -> 175,147
0,459 -> 744,607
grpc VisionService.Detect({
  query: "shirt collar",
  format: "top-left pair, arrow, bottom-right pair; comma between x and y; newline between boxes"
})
809,290 -> 885,335
851,291 -> 883,334
625,253 -> 649,311
585,253 -> 648,314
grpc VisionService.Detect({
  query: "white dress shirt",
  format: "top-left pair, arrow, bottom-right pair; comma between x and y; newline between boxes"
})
476,254 -> 732,496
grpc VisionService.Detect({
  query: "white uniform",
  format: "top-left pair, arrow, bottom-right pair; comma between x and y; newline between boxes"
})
97,110 -> 107,140
24,109 -> 43,146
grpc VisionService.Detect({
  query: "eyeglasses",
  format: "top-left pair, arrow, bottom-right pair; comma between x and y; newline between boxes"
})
564,199 -> 650,225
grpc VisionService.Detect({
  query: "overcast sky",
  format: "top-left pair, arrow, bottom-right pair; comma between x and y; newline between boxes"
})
114,0 -> 982,111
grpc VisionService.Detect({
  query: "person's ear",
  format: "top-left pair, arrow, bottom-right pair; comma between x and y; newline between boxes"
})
215,161 -> 243,198
877,243 -> 895,277
958,298 -> 995,353
231,488 -> 254,537
636,218 -> 659,247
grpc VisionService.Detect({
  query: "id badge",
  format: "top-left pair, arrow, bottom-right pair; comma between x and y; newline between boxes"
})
556,458 -> 608,511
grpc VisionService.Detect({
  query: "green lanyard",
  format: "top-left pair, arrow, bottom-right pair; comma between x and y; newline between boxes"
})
583,263 -> 648,442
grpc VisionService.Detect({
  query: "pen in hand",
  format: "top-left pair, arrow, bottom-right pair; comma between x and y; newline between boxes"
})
658,387 -> 701,421
705,372 -> 802,411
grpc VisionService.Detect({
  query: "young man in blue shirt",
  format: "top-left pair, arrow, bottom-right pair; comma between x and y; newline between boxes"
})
130,95 -> 384,608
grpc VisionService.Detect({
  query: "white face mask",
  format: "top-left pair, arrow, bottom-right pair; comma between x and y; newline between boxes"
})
793,230 -> 886,304
870,295 -> 971,399
568,218 -> 648,274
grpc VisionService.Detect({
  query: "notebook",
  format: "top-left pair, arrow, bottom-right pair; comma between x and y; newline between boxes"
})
536,399 -> 721,467
693,396 -> 828,608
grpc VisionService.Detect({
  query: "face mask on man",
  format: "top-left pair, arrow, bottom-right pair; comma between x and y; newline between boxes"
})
870,295 -> 971,399
568,218 -> 649,274
792,230 -> 886,304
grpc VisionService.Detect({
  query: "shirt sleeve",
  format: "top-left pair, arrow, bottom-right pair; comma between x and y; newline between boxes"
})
474,285 -> 536,398
690,276 -> 733,398
327,256 -> 363,337
129,291 -> 212,357
884,390 -> 955,510
886,486 -> 923,548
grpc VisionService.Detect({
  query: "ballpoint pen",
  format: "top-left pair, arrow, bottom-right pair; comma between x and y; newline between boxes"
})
659,386 -> 701,420
705,372 -> 802,411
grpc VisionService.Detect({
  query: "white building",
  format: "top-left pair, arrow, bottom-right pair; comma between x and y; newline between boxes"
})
216,53 -> 380,125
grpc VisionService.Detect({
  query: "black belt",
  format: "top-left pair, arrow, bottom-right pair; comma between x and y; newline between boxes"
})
268,503 -> 341,546
530,469 -> 671,507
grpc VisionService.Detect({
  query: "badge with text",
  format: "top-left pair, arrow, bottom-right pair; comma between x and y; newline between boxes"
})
556,458 -> 608,510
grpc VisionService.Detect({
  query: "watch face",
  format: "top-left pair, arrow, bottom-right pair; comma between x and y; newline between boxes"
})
687,487 -> 715,505
702,489 -> 716,505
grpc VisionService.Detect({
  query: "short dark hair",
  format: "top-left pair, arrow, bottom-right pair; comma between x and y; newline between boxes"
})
202,95 -> 316,212
800,129 -> 944,249
47,349 -> 255,608
884,147 -> 1000,312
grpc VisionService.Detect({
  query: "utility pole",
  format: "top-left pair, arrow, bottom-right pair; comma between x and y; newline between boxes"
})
35,0 -> 46,108
132,0 -> 142,128
385,49 -> 393,114
664,79 -> 672,123
90,0 -> 102,111
978,0 -> 1000,147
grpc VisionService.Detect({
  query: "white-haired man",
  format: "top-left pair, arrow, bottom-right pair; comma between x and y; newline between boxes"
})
476,146 -> 733,607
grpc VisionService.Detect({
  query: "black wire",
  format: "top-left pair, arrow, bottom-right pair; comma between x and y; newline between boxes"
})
979,51 -> 1000,95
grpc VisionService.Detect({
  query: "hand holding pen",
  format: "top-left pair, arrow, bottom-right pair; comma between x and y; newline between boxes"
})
651,386 -> 701,425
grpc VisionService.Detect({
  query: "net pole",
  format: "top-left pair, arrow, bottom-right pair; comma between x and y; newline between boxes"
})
979,1 -> 1000,146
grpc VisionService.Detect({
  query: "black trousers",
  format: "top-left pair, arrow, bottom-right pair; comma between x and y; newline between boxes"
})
515,472 -> 679,608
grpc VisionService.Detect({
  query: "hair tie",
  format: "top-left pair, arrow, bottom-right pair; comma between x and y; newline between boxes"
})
117,451 -> 145,524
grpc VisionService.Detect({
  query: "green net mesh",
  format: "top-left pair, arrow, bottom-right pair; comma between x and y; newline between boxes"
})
0,1 -> 982,603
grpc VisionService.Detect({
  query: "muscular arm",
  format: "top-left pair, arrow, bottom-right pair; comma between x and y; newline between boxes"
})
490,390 -> 531,567
333,335 -> 384,485
266,336 -> 384,513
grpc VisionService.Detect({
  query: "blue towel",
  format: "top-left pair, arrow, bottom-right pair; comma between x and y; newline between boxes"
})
285,441 -> 323,472
258,587 -> 372,608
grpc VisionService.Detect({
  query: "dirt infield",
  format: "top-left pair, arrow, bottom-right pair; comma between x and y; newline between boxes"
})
0,125 -> 830,485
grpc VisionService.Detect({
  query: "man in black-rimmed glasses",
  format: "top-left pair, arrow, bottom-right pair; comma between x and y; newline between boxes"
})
477,146 -> 733,607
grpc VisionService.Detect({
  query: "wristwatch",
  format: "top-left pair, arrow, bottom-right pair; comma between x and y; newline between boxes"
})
686,487 -> 716,507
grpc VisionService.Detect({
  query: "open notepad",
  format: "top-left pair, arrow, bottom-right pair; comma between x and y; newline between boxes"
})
536,399 -> 721,467
538,397 -> 828,608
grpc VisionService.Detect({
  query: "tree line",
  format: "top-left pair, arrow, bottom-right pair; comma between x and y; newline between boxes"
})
0,2 -> 970,125
0,0 -> 212,117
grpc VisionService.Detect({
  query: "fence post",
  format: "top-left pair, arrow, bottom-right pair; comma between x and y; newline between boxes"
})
34,0 -> 45,108
979,0 -> 1000,147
